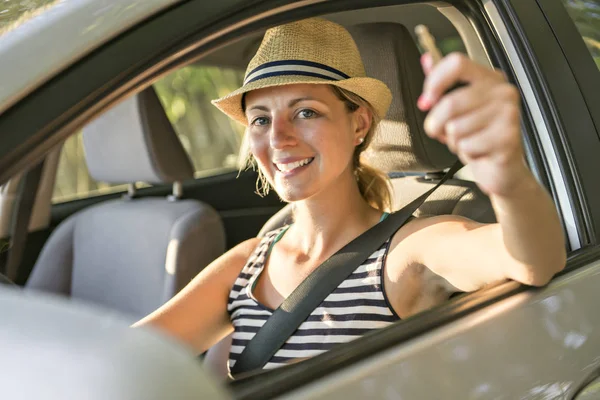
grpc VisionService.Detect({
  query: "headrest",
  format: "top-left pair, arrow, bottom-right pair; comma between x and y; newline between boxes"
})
348,23 -> 456,172
83,87 -> 194,184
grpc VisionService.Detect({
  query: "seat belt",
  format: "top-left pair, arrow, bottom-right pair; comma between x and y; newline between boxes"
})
230,161 -> 462,376
3,161 -> 45,282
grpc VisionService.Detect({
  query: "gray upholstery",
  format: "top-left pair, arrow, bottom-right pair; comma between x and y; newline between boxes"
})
28,87 -> 226,318
0,287 -> 230,399
28,200 -> 224,318
349,23 -> 457,173
390,178 -> 495,222
83,87 -> 194,184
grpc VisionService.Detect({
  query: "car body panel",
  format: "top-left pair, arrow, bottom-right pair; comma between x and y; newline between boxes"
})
0,0 -> 181,115
281,258 -> 600,399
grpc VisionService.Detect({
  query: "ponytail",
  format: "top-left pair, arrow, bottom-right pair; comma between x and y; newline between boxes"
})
354,158 -> 392,212
332,86 -> 392,212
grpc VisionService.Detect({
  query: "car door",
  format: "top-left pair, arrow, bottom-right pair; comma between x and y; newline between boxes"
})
0,0 -> 599,398
229,1 -> 600,398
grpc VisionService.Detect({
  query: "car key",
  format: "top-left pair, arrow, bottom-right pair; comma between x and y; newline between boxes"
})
415,24 -> 443,65
415,24 -> 466,95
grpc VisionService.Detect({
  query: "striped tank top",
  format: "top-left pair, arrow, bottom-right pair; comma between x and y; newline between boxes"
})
227,221 -> 400,372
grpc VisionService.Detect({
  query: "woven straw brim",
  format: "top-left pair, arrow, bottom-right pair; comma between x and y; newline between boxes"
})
212,75 -> 392,126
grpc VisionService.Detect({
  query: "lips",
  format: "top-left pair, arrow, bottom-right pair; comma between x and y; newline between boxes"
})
274,157 -> 314,173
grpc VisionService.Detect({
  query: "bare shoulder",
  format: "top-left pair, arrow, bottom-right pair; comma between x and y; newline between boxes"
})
208,237 -> 262,284
383,215 -> 481,318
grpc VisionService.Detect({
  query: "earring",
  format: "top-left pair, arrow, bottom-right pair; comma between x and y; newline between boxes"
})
358,137 -> 364,144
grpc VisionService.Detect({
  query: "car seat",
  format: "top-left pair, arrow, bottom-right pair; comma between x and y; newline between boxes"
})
26,87 -> 226,319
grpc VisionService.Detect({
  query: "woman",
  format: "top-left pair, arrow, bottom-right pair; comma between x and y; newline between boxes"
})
135,18 -> 566,374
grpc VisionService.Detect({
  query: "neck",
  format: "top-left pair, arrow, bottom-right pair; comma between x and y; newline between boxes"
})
288,170 -> 382,260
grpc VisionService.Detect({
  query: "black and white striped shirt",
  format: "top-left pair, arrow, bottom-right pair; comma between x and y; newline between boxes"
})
227,226 -> 400,372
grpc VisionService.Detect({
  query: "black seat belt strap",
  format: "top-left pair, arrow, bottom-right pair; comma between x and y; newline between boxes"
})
4,161 -> 45,282
231,161 -> 462,376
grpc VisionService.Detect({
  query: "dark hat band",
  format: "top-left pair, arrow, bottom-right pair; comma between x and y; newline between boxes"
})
244,60 -> 351,85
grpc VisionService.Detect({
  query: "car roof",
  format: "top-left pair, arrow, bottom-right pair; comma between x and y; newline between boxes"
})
0,0 -> 182,116
0,1 -> 461,116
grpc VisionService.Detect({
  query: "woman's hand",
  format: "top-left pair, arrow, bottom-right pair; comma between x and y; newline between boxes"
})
418,52 -> 529,198
412,52 -> 566,288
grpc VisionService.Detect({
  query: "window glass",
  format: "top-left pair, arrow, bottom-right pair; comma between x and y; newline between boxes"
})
562,0 -> 600,70
154,64 -> 245,176
52,65 -> 245,203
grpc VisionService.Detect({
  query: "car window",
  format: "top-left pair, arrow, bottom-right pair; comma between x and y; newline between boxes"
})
153,64 -> 245,176
562,0 -> 600,70
51,65 -> 245,203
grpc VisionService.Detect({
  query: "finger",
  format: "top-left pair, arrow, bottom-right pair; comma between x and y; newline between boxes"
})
420,53 -> 505,108
454,131 -> 495,161
421,53 -> 434,75
423,85 -> 490,140
455,120 -> 520,161
445,103 -> 500,150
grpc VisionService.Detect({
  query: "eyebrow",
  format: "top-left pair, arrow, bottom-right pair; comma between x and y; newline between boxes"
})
246,96 -> 321,113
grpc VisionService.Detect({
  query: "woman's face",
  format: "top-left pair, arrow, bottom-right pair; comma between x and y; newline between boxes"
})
244,84 -> 369,202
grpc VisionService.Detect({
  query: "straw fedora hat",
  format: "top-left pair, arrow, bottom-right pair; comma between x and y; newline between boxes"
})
212,18 -> 392,125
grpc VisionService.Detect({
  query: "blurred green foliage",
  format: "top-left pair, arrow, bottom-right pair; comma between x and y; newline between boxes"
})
0,0 -> 59,35
438,37 -> 467,55
563,0 -> 600,69
153,65 -> 245,173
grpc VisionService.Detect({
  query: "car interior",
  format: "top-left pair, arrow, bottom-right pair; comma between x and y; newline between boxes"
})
0,1 -> 552,393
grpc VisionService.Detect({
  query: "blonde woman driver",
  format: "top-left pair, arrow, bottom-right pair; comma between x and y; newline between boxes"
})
135,19 -> 566,373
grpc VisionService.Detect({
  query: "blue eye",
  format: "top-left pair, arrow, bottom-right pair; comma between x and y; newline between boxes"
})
251,116 -> 270,126
298,109 -> 317,119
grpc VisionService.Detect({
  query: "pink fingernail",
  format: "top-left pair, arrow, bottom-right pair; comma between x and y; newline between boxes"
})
418,95 -> 431,110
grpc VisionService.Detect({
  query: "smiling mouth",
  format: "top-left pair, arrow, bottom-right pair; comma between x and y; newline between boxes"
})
274,157 -> 315,173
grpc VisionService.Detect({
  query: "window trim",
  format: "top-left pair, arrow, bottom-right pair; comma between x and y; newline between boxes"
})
485,1 -> 581,251
492,0 -> 600,248
536,0 -> 600,136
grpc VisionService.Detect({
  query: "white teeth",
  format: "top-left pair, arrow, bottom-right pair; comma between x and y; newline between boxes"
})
276,157 -> 312,172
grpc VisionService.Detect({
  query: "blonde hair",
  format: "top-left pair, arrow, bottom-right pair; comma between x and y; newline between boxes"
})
331,86 -> 391,212
239,85 -> 392,211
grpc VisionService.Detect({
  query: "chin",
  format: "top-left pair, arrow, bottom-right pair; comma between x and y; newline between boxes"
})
274,185 -> 319,203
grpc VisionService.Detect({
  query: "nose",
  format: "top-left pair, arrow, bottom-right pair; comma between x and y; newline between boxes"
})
269,114 -> 297,150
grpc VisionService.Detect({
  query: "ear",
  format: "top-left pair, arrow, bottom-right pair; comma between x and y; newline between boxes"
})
353,106 -> 371,146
